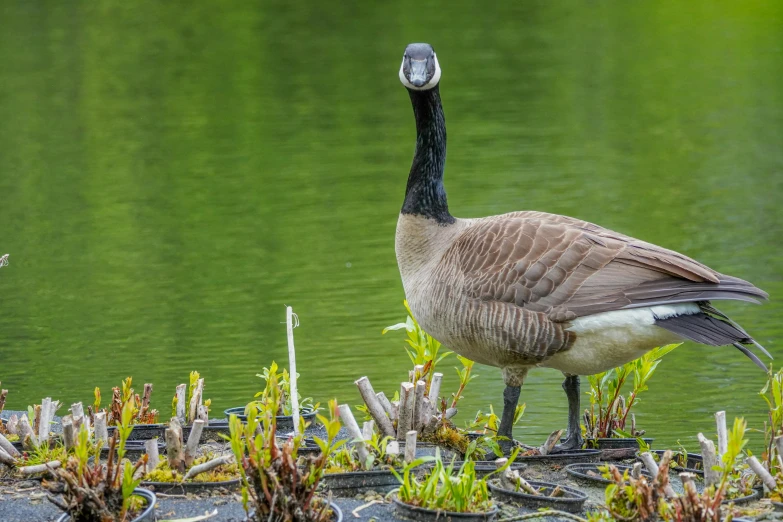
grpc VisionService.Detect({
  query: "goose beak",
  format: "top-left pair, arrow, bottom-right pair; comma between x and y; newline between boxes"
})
409,60 -> 429,87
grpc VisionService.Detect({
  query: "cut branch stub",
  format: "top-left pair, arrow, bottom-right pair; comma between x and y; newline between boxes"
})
397,382 -> 415,440
184,420 -> 204,468
175,384 -> 187,424
166,417 -> 185,473
697,432 -> 720,487
354,376 -> 395,438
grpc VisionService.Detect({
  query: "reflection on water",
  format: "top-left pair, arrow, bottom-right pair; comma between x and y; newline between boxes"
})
0,1 -> 781,449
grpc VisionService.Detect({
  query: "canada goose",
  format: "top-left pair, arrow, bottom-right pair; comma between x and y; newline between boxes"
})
395,43 -> 770,451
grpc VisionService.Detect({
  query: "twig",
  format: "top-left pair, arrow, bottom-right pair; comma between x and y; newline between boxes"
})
19,461 -> 61,475
175,384 -> 187,424
404,430 -> 417,463
538,429 -> 563,456
352,499 -> 383,518
183,455 -> 234,481
0,432 -> 20,458
746,455 -> 776,490
338,404 -> 370,466
397,382 -> 415,440
413,380 -> 426,431
184,419 -> 204,467
498,511 -> 587,522
375,392 -> 394,420
697,433 -> 720,487
428,373 -> 442,402
715,411 -> 728,460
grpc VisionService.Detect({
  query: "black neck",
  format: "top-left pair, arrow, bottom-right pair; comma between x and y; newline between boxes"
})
402,85 -> 454,224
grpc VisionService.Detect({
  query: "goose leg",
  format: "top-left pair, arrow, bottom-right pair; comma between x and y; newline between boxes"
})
497,385 -> 521,454
552,374 -> 583,453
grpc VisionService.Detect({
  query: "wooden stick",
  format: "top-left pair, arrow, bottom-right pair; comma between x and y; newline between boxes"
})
538,429 -> 564,456
0,433 -> 20,458
397,382 -> 415,440
6,414 -> 18,435
428,373 -> 443,402
338,404 -> 370,467
747,455 -> 777,491
175,384 -> 187,424
94,412 -> 108,445
39,398 -> 52,443
632,462 -> 642,479
0,447 -> 15,466
33,405 -> 41,437
697,433 -> 720,487
362,421 -> 375,441
715,411 -> 728,460
413,365 -> 425,382
376,392 -> 394,419
184,420 -> 204,467
183,454 -> 233,481
188,379 -> 203,426
355,376 -> 395,438
444,407 -> 458,420
166,417 -> 185,473
413,380 -> 426,432
639,452 -> 660,477
775,436 -> 783,471
140,383 -> 153,418
145,438 -> 160,472
61,415 -> 75,451
19,461 -> 61,475
18,414 -> 36,448
405,430 -> 417,463
286,306 -> 301,434
197,405 -> 209,423
494,458 -> 508,469
71,402 -> 88,433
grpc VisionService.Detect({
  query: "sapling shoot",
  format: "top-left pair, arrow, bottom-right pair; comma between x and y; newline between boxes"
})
584,344 -> 678,441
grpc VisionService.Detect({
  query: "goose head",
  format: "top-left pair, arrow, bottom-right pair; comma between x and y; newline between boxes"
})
399,43 -> 441,91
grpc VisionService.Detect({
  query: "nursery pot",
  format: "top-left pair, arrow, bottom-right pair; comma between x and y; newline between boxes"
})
516,447 -> 601,466
182,420 -> 231,444
322,469 -> 399,494
107,423 -> 166,441
223,406 -> 316,432
586,437 -> 653,450
399,442 -> 463,462
650,449 -> 703,475
102,439 -> 165,460
56,487 -> 156,522
392,496 -> 498,522
565,462 -> 653,486
487,479 -> 588,514
722,489 -> 759,505
448,461 -> 526,478
141,478 -> 241,495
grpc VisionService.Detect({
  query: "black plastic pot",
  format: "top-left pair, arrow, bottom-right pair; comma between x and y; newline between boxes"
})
322,469 -> 399,494
182,421 -> 231,444
102,439 -> 165,460
487,479 -> 587,514
448,461 -> 526,478
516,448 -> 601,466
399,442 -> 463,462
650,450 -> 703,475
107,424 -> 166,441
224,406 -> 317,432
773,501 -> 783,512
565,462 -> 653,485
586,437 -> 653,450
722,489 -> 759,505
392,496 -> 498,522
56,487 -> 156,522
141,478 -> 240,495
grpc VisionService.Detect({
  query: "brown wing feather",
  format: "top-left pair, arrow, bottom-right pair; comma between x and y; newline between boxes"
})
450,211 -> 767,322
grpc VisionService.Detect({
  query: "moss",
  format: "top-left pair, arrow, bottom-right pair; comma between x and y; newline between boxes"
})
421,424 -> 471,456
5,433 -> 19,442
145,453 -> 240,483
16,442 -> 68,467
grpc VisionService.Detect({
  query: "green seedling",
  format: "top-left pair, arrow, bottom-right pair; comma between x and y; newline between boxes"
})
253,361 -> 314,417
585,344 -> 678,440
228,374 -> 339,522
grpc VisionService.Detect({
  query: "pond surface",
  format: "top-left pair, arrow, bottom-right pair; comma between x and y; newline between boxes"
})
1,1 -> 781,449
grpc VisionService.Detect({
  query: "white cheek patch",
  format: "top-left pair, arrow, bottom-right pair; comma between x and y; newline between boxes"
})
399,53 -> 442,91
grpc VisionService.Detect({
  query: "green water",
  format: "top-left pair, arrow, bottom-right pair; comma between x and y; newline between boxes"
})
1,1 -> 781,449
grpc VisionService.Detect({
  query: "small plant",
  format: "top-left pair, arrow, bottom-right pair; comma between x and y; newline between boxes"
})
43,401 -> 149,522
325,431 -> 404,473
144,451 -> 239,483
760,366 -> 783,473
383,300 -> 453,394
229,373 -> 341,522
392,443 -> 507,514
253,361 -> 314,417
584,344 -> 678,440
94,377 -> 158,427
